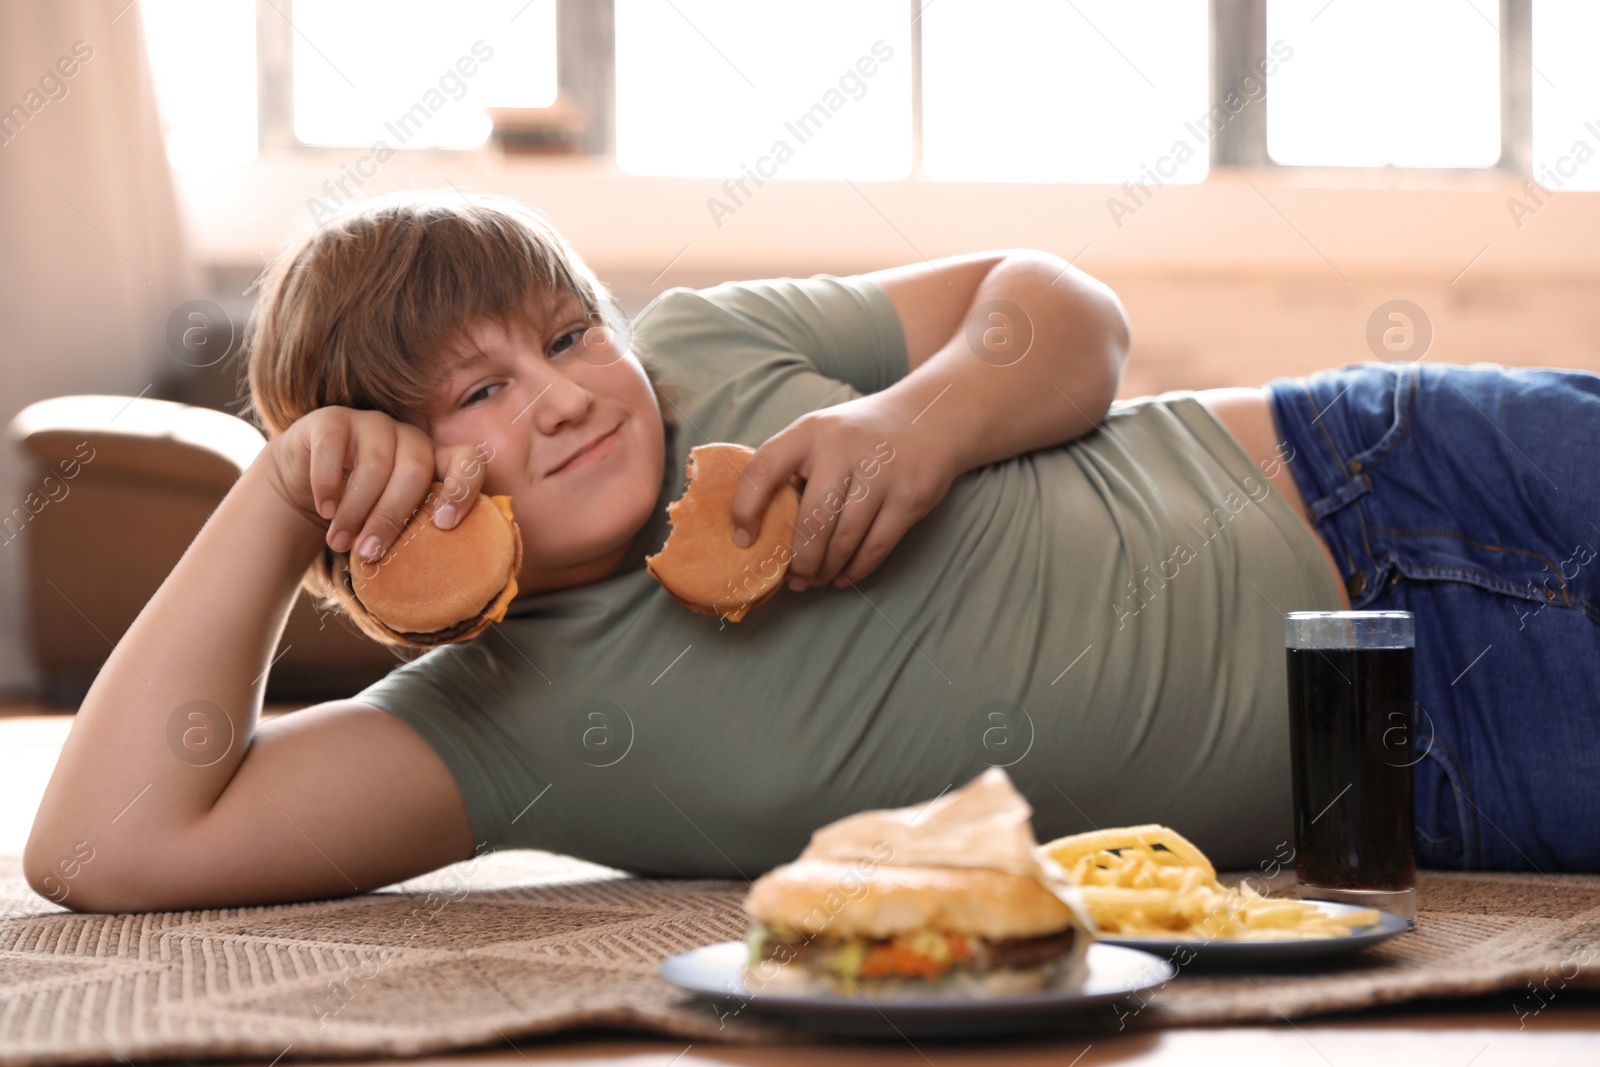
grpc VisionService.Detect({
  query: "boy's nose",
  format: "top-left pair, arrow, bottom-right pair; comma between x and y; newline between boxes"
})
526,373 -> 592,429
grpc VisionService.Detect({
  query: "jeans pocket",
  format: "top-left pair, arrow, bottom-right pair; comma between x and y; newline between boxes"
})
1341,361 -> 1420,475
1414,736 -> 1480,869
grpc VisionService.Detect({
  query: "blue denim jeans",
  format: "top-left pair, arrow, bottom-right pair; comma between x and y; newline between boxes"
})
1266,361 -> 1600,873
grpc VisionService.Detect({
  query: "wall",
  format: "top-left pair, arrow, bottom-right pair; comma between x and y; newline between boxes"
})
183,153 -> 1600,404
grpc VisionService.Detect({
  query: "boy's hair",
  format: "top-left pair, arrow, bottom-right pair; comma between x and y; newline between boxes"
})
239,189 -> 678,642
242,188 -> 674,434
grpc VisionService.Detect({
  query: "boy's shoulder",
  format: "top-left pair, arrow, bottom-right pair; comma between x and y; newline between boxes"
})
632,280 -> 770,330
630,275 -> 884,346
628,281 -> 787,356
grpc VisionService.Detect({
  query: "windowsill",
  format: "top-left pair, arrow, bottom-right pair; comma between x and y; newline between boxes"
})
178,149 -> 1600,280
246,144 -> 1529,188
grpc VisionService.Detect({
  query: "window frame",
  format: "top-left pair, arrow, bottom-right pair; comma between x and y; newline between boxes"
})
1217,0 -> 1533,178
254,0 -> 604,158
254,0 -> 1537,181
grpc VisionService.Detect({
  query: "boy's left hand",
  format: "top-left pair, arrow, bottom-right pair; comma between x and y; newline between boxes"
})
728,393 -> 960,590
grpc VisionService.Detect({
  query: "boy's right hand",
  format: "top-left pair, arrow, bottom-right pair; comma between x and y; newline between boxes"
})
262,406 -> 491,563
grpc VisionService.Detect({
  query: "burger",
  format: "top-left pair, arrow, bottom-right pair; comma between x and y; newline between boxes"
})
336,480 -> 522,648
644,442 -> 799,622
741,770 -> 1093,996
743,859 -> 1088,995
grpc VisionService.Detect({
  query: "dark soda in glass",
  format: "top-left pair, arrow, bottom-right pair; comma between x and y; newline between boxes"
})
1285,611 -> 1418,922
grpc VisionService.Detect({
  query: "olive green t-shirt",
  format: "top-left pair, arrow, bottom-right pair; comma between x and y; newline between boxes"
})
353,274 -> 1345,877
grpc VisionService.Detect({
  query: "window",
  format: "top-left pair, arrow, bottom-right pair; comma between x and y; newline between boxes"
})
139,0 -> 258,171
1265,0 -> 1501,168
614,0 -> 911,179
139,0 -> 1583,185
1532,0 -> 1600,190
291,0 -> 555,149
921,0 -> 1208,183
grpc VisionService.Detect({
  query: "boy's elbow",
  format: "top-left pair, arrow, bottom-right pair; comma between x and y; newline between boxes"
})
1105,292 -> 1132,370
1077,266 -> 1131,375
32,879 -> 129,915
1084,278 -> 1130,414
1102,307 -> 1130,402
28,865 -> 172,914
1074,311 -> 1127,434
1025,251 -> 1130,391
1070,274 -> 1131,414
24,828 -> 165,914
22,836 -> 90,911
25,846 -> 108,913
22,822 -> 64,904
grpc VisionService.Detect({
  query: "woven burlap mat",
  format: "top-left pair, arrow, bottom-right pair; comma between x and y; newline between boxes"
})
1,850 -> 1597,1065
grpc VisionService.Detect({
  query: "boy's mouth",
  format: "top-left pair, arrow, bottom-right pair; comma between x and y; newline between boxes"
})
546,420 -> 623,477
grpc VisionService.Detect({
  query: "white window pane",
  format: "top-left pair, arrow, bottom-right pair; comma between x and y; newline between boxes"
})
616,0 -> 911,180
1533,0 -> 1600,191
140,0 -> 257,170
922,0 -> 1208,184
292,0 -> 556,149
1266,0 -> 1501,167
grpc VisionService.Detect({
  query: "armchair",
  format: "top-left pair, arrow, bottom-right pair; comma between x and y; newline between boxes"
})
7,395 -> 400,706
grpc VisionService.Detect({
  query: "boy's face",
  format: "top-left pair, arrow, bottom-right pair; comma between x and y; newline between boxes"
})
424,291 -> 666,598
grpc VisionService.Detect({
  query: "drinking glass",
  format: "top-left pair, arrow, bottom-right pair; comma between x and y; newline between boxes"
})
1285,610 -> 1418,924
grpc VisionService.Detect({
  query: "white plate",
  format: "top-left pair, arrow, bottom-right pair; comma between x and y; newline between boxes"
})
659,941 -> 1175,1038
1095,900 -> 1411,965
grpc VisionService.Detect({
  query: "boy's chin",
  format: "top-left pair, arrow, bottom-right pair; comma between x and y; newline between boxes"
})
523,528 -> 649,589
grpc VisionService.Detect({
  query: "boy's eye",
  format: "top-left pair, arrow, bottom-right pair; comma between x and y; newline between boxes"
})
461,383 -> 499,408
550,328 -> 584,357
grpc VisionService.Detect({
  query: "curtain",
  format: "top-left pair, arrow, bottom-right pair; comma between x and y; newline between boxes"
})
0,0 -> 196,698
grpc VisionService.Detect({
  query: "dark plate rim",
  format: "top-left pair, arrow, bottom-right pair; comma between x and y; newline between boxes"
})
658,940 -> 1176,1016
1094,900 -> 1412,956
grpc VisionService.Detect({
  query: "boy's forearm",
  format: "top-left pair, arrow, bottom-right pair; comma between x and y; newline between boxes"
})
27,456 -> 327,875
879,255 -> 1130,475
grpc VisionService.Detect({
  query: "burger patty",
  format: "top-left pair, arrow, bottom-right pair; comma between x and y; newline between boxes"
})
342,564 -> 495,645
759,926 -> 1078,975
397,606 -> 491,645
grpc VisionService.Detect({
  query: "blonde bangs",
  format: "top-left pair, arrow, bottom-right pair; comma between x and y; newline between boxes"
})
243,190 -> 636,437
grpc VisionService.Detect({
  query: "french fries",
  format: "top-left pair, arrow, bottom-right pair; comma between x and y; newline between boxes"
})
1037,825 -> 1381,940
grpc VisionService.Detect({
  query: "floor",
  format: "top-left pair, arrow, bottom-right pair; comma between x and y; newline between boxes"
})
3,700 -> 1597,1066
